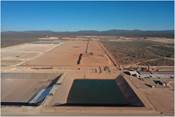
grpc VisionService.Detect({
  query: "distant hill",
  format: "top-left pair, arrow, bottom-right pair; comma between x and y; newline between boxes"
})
2,29 -> 174,38
70,30 -> 174,38
1,29 -> 174,47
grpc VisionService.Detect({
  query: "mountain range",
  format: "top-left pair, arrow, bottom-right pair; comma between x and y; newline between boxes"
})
2,29 -> 174,38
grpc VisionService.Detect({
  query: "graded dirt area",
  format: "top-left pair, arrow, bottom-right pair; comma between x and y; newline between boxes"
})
22,40 -> 115,68
1,37 -> 174,116
22,41 -> 87,66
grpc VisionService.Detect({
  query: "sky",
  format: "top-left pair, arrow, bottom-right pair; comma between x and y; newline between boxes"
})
1,1 -> 174,31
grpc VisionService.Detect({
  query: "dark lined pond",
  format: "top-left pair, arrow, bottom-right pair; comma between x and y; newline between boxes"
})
67,79 -> 129,106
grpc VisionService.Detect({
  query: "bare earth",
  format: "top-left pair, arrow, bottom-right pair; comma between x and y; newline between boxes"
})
1,37 -> 174,116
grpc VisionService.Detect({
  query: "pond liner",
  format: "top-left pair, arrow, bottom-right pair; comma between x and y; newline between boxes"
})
55,77 -> 144,107
54,103 -> 138,107
62,79 -> 130,106
116,75 -> 144,107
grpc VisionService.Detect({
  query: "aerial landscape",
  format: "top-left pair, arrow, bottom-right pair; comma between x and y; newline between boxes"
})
1,1 -> 174,116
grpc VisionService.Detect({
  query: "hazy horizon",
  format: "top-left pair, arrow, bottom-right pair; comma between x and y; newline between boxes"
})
2,29 -> 174,33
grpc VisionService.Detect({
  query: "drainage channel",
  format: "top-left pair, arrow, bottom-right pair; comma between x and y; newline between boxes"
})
1,74 -> 63,106
28,74 -> 63,106
77,53 -> 83,65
